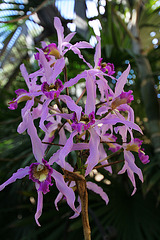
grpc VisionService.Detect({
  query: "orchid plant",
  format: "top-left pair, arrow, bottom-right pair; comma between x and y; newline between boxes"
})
1,17 -> 149,240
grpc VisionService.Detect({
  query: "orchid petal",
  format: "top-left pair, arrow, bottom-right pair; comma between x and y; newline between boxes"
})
87,181 -> 109,205
69,46 -> 92,68
70,196 -> 81,219
49,150 -> 74,171
64,32 -> 76,43
54,17 -> 64,54
98,117 -> 143,134
38,48 -> 53,82
114,64 -> 130,97
59,95 -> 82,121
85,72 -> 96,115
99,143 -> 112,173
54,192 -> 63,210
20,64 -> 30,89
94,36 -> 101,68
59,127 -> 67,145
59,131 -> 77,168
64,71 -> 87,88
27,112 -> 45,163
39,99 -> 51,133
73,41 -> 93,49
72,143 -> 89,151
0,166 -> 29,191
124,151 -> 143,182
52,169 -> 77,213
118,150 -> 143,195
35,184 -> 43,227
85,128 -> 100,176
51,58 -> 65,84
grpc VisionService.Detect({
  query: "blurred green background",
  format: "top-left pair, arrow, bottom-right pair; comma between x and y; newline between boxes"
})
0,0 -> 160,239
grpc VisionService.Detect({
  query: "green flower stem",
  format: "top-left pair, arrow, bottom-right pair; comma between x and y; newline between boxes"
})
94,160 -> 124,170
98,148 -> 124,163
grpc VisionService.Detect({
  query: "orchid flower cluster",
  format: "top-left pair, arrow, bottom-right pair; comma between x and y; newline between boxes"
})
1,17 -> 149,229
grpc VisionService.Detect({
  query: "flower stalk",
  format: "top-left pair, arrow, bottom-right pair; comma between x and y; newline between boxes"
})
76,178 -> 91,240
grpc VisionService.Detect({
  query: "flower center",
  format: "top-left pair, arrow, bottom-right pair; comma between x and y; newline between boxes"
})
32,164 -> 49,182
41,79 -> 63,99
126,144 -> 139,152
80,114 -> 90,124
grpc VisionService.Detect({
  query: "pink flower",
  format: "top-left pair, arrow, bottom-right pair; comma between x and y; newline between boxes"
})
98,58 -> 115,75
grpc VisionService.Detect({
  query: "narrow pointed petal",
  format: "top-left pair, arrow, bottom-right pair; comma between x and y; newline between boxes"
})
0,166 -> 29,191
39,99 -> 51,133
72,143 -> 89,151
27,112 -> 45,163
38,48 -> 53,82
85,72 -> 96,115
124,151 -> 143,182
85,128 -> 100,176
49,150 -> 74,171
69,46 -> 93,68
70,196 -> 81,219
118,150 -> 143,195
35,184 -> 43,227
54,192 -> 63,210
64,32 -> 76,43
86,181 -> 109,205
94,36 -> 101,68
114,64 -> 130,97
20,64 -> 30,89
73,41 -> 93,49
59,95 -> 82,121
98,117 -> 143,134
54,17 -> 64,54
51,58 -> 65,84
52,169 -> 77,213
64,71 -> 87,88
59,131 -> 77,168
59,127 -> 67,145
17,98 -> 35,134
119,164 -> 137,196
99,143 -> 112,173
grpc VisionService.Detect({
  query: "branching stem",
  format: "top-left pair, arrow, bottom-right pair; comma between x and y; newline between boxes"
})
76,88 -> 86,104
98,148 -> 124,163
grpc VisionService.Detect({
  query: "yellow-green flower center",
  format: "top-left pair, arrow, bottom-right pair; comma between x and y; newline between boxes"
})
32,164 -> 49,182
126,144 -> 139,152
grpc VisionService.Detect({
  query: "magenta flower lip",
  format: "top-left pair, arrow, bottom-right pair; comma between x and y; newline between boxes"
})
71,111 -> 95,133
41,79 -> 63,99
29,159 -> 53,194
97,58 -> 115,75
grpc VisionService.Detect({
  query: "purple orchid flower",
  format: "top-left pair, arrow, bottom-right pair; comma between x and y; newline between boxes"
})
97,58 -> 115,75
0,112 -> 78,226
0,160 -> 77,226
113,125 -> 149,194
8,64 -> 42,111
34,17 -> 93,68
